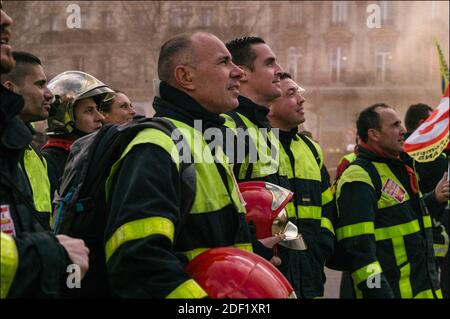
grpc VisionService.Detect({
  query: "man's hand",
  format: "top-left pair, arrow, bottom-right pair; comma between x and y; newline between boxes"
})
56,235 -> 90,279
258,233 -> 286,266
434,172 -> 449,203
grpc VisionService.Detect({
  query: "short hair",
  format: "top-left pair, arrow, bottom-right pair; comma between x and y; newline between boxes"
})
157,33 -> 194,85
404,103 -> 433,132
1,51 -> 42,85
279,72 -> 292,80
356,103 -> 391,143
226,36 -> 265,71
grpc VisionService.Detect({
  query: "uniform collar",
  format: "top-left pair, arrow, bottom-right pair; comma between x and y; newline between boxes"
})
232,95 -> 271,129
153,81 -> 225,130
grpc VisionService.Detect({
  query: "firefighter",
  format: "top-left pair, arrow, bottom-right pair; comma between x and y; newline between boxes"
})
99,90 -> 136,124
1,5 -> 88,298
103,32 -> 253,298
267,72 -> 335,298
223,37 -> 301,289
42,71 -> 114,199
335,103 -> 442,298
402,103 -> 449,297
1,51 -> 53,226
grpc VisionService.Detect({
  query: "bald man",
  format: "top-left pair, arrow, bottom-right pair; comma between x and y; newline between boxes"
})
103,32 -> 253,298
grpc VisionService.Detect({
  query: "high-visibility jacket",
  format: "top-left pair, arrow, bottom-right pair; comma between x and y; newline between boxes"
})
1,232 -> 18,298
336,147 -> 442,298
222,96 -> 302,292
20,145 -> 52,225
104,83 -> 252,298
277,130 -> 335,298
222,95 -> 290,188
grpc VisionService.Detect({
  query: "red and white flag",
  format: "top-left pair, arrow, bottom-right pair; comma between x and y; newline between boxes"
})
404,85 -> 449,162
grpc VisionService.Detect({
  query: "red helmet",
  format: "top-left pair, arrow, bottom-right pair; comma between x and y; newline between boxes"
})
238,181 -> 292,239
239,181 -> 307,250
186,247 -> 296,298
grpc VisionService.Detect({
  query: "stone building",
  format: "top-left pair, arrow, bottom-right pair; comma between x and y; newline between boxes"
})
4,1 -> 449,175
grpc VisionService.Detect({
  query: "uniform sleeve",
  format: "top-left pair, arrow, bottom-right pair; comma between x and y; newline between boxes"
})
1,231 -> 70,298
336,181 -> 395,298
423,191 -> 447,220
105,144 -> 207,298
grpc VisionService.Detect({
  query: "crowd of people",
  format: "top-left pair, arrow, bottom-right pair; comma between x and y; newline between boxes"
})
1,4 -> 449,299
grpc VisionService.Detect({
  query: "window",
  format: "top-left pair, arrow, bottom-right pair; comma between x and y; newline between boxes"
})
380,1 -> 393,25
200,7 -> 213,27
287,47 -> 303,81
331,1 -> 347,26
81,12 -> 89,29
49,15 -> 61,31
375,45 -> 393,83
330,46 -> 347,83
135,59 -> 147,83
229,8 -> 244,26
289,2 -> 303,25
99,56 -> 111,82
431,1 -> 441,20
171,6 -> 191,28
72,56 -> 85,70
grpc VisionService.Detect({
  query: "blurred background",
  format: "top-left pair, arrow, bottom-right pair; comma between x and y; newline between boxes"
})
4,0 -> 449,181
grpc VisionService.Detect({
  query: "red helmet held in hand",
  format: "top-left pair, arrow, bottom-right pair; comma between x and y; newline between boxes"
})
238,181 -> 307,250
186,247 -> 296,298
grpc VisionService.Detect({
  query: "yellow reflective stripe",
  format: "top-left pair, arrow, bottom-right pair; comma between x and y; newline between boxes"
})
183,243 -> 253,261
398,263 -> 412,298
321,187 -> 333,206
166,279 -> 208,299
297,205 -> 321,219
233,243 -> 253,253
414,289 -> 441,299
392,237 -> 407,266
374,219 -> 420,241
336,222 -> 374,241
391,237 -> 412,298
106,128 -> 180,200
184,248 -> 208,262
351,261 -> 382,285
434,244 -> 449,257
423,215 -> 432,228
1,232 -> 19,299
23,147 -> 52,217
285,201 -> 296,218
105,217 -> 174,262
320,217 -> 335,235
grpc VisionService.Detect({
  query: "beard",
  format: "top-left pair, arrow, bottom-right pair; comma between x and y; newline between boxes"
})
0,52 -> 16,74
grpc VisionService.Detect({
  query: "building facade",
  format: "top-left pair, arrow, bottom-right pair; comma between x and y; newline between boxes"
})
4,1 -> 449,175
